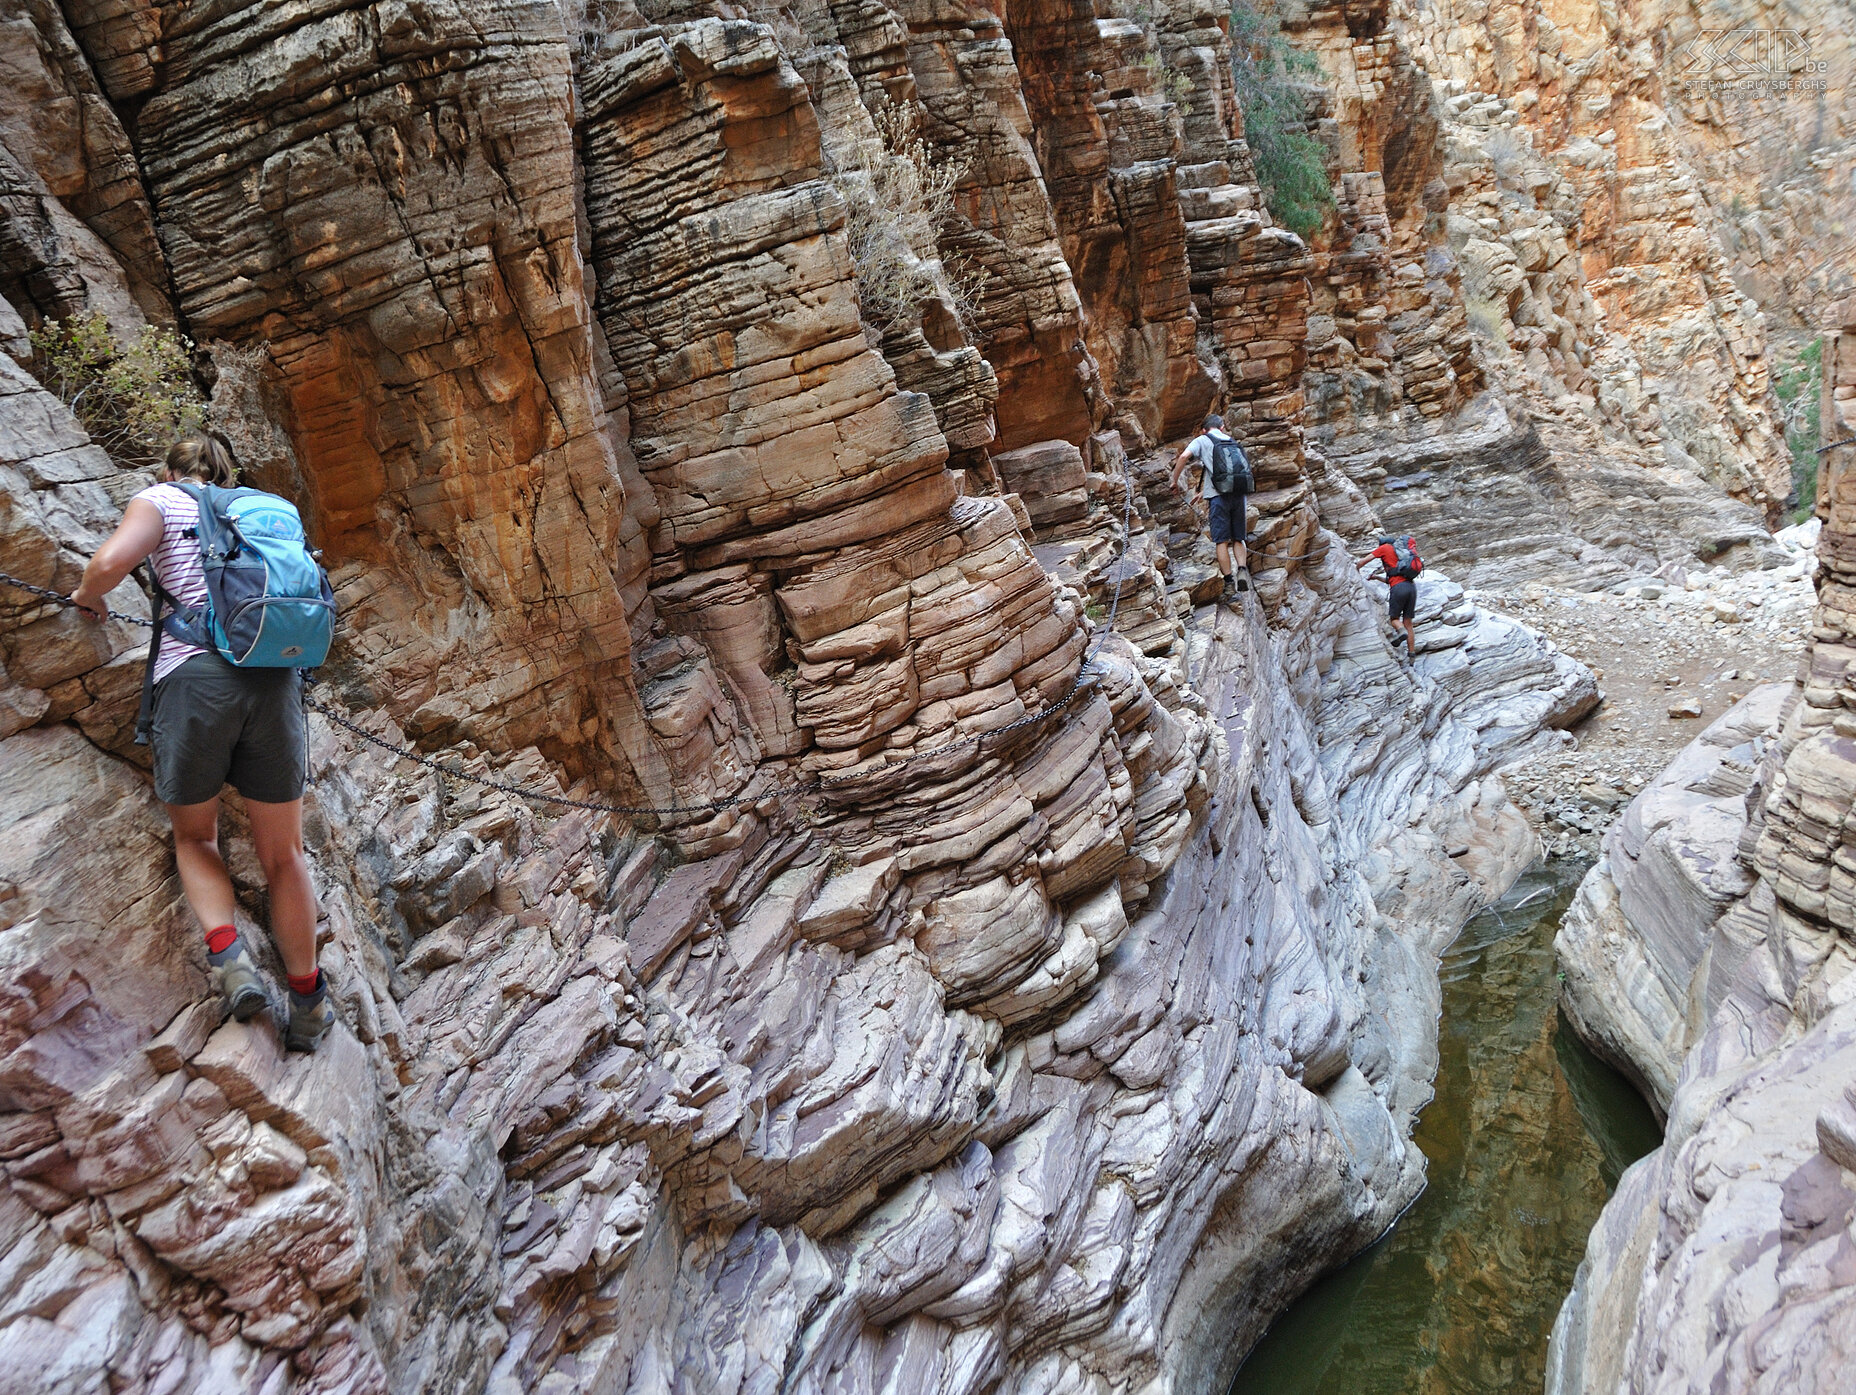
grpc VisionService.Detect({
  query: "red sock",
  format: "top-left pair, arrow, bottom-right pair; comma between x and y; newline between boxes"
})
205,925 -> 238,955
288,968 -> 322,996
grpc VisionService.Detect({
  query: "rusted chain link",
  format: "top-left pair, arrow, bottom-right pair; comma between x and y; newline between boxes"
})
1245,538 -> 1333,564
0,570 -> 155,626
304,699 -> 749,817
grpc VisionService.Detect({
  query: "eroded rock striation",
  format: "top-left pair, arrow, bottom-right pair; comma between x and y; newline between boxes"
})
1283,0 -> 1854,585
1549,303 -> 1856,1393
0,364 -> 1590,1393
6,0 -> 1817,1388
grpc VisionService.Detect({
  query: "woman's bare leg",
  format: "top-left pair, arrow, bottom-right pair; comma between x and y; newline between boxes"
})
245,798 -> 319,979
165,797 -> 237,931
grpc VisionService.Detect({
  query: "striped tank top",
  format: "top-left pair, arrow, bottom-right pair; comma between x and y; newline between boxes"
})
137,482 -> 210,683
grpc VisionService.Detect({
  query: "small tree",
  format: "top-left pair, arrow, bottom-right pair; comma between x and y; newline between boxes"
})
1775,336 -> 1823,521
1229,1 -> 1333,241
28,311 -> 205,469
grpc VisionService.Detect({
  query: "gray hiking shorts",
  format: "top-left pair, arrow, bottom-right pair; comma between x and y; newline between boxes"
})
151,653 -> 308,806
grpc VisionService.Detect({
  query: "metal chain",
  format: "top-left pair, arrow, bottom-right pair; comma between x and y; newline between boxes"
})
0,459 -> 1140,816
303,699 -> 748,817
0,567 -> 751,816
0,570 -> 156,627
1246,539 -> 1333,564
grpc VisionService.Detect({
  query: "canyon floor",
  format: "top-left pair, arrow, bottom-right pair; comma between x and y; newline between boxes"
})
1469,525 -> 1819,857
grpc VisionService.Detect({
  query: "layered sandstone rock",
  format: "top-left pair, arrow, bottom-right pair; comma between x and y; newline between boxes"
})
1555,682 -> 1788,1111
0,355 -> 1594,1393
0,0 -> 167,338
0,0 -> 1685,1390
1548,303 -> 1856,1394
1277,0 -> 1850,585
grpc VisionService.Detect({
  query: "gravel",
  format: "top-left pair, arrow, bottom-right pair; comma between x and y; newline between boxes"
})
1467,532 -> 1817,858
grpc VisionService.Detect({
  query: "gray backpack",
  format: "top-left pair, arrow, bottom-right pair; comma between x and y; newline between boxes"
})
1210,434 -> 1252,494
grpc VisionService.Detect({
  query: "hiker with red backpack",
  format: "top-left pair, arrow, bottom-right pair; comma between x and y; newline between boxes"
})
68,431 -> 338,1051
1169,413 -> 1253,604
1359,533 -> 1424,659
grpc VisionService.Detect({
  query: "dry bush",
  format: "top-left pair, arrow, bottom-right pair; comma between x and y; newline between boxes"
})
746,1 -> 812,58
29,311 -> 205,468
823,100 -> 980,332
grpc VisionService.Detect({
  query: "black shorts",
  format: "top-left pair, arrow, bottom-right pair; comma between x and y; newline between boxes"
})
1388,579 -> 1417,622
151,653 -> 308,806
1208,490 -> 1247,545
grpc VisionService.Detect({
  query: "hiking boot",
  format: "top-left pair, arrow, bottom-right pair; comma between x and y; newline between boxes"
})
208,936 -> 269,1022
1220,575 -> 1241,605
285,974 -> 335,1053
1234,572 -> 1250,592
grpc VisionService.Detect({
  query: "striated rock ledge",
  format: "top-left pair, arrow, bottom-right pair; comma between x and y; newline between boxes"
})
0,0 -> 1763,1386
0,355 -> 1590,1391
1555,682 -> 1788,1113
1549,305 -> 1856,1393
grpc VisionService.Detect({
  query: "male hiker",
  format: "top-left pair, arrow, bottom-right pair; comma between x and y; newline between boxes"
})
69,431 -> 335,1051
1169,414 -> 1252,603
1359,532 -> 1424,659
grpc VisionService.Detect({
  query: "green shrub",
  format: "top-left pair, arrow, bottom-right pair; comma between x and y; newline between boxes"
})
1465,296 -> 1507,343
1229,1 -> 1333,241
29,311 -> 204,468
1775,335 -> 1823,521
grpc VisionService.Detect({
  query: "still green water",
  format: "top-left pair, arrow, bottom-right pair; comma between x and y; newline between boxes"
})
1228,861 -> 1662,1395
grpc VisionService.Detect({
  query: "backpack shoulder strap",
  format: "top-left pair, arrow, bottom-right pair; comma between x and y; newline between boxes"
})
168,480 -> 238,557
134,564 -> 166,746
149,484 -> 212,643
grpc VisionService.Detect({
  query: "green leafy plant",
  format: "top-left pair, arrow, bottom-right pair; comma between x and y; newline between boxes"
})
1774,335 -> 1823,522
1229,1 -> 1333,241
28,311 -> 205,468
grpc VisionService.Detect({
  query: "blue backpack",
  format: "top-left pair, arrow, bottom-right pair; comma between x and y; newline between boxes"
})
135,482 -> 335,742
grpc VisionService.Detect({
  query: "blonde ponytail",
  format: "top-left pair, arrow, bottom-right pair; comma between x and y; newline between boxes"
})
164,430 -> 238,487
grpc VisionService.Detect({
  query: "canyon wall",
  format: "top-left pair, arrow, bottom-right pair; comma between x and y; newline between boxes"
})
1548,301 -> 1856,1393
8,0 -> 1847,1385
0,273 -> 1593,1393
1282,0 -> 1854,586
0,0 -> 1618,1392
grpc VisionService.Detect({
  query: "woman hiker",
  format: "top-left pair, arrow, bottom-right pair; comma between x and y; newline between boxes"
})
68,431 -> 334,1052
